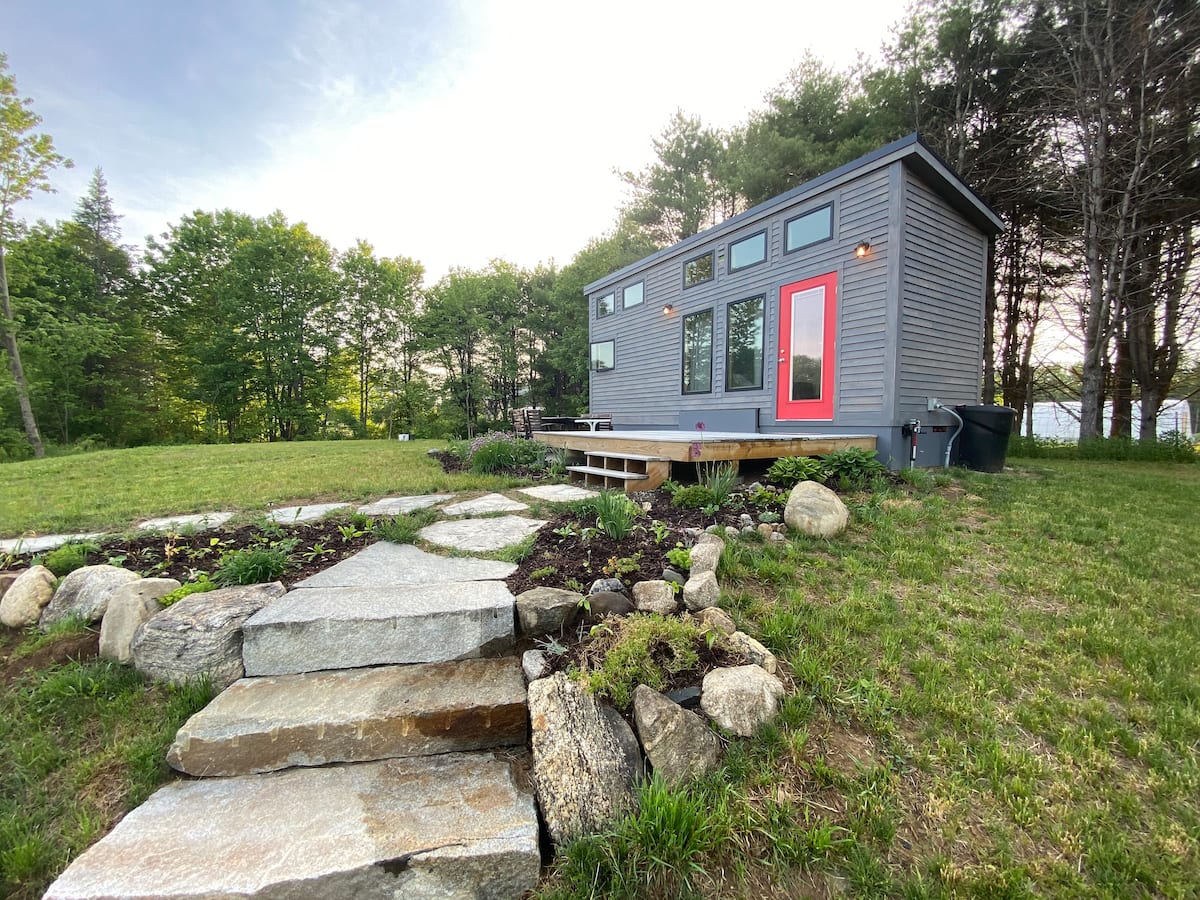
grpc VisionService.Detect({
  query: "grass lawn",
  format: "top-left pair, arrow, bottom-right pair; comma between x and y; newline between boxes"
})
541,460 -> 1200,898
0,440 -> 515,536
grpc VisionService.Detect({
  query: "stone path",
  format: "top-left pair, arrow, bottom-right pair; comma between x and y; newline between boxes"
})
42,485 -> 597,899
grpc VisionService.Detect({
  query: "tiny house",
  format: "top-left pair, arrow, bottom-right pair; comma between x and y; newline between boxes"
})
582,134 -> 1004,469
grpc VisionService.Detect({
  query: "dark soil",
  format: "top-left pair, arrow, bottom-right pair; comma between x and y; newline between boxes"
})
1,626 -> 99,687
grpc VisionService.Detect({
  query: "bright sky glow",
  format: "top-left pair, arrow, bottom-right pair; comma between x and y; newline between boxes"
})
7,0 -> 904,279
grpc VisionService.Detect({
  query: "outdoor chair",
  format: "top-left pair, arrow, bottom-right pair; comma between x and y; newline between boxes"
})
510,408 -> 530,439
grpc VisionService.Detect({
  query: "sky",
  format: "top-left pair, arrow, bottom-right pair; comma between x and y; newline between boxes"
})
6,0 -> 906,280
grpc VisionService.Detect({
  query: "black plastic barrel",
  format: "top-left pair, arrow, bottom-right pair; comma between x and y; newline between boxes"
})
954,405 -> 1016,472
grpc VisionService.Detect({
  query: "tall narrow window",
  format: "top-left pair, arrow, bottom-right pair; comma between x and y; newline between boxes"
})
682,309 -> 713,394
784,204 -> 833,253
623,281 -> 644,308
728,231 -> 766,272
596,292 -> 615,318
590,340 -> 615,371
726,295 -> 764,391
683,252 -> 714,288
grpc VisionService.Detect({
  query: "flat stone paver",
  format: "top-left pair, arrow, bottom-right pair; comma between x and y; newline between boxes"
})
441,493 -> 529,516
43,754 -> 540,900
518,484 -> 599,502
420,515 -> 547,552
294,542 -> 515,589
136,512 -> 235,533
167,657 -> 528,776
264,502 -> 351,524
0,532 -> 103,555
357,494 -> 453,516
242,581 -> 516,675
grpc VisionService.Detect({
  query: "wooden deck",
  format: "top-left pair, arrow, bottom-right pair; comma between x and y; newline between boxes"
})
533,430 -> 877,463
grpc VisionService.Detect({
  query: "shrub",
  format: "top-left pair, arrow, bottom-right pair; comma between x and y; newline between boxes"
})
373,508 -> 438,544
766,455 -> 827,488
160,577 -> 217,606
593,491 -> 639,540
43,541 -> 99,577
822,447 -> 888,487
212,546 -> 290,586
671,484 -> 715,509
467,431 -> 546,473
583,614 -> 706,709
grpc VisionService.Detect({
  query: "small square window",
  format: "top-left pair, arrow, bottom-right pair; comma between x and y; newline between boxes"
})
623,281 -> 644,308
591,340 -> 615,371
784,205 -> 833,253
683,252 -> 714,288
596,292 -> 615,318
728,231 -> 766,272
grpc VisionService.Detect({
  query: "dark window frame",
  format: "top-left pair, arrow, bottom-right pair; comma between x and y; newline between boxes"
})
783,203 -> 834,255
622,280 -> 645,309
727,229 -> 767,273
681,308 -> 714,395
596,292 -> 616,318
724,294 -> 765,392
682,251 -> 715,289
590,339 -> 615,371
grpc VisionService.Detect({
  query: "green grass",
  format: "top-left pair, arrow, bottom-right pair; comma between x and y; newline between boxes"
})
540,460 -> 1200,898
0,440 -> 520,536
0,636 -> 214,899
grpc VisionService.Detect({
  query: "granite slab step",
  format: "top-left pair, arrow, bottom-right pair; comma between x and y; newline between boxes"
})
241,581 -> 515,676
293,541 -> 515,589
44,753 -> 540,900
167,657 -> 528,776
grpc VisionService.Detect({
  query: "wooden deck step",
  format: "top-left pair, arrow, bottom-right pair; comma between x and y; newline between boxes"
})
566,465 -> 648,481
583,451 -> 663,462
566,451 -> 672,493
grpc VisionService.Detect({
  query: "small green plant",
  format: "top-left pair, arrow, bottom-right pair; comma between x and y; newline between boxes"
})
159,577 -> 217,606
593,491 -> 639,540
373,508 -> 438,544
822,447 -> 888,487
583,613 -> 705,709
602,552 -> 642,579
671,484 -> 715,509
748,485 -> 787,510
43,541 -> 100,577
665,544 -> 691,571
564,577 -> 586,594
301,542 -> 336,562
766,455 -> 828,487
698,462 -> 738,505
212,546 -> 290,586
545,446 -> 569,475
648,520 -> 672,543
552,522 -> 580,538
758,511 -> 781,524
535,635 -> 568,656
337,522 -> 367,543
349,512 -> 373,530
530,565 -> 559,582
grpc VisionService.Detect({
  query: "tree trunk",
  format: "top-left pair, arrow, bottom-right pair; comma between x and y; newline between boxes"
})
0,243 -> 45,458
982,236 -> 998,404
1109,315 -> 1132,438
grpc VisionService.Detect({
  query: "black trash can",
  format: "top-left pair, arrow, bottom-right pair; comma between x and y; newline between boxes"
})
954,405 -> 1016,472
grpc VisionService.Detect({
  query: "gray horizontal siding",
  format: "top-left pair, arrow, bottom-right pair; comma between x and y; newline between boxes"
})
897,168 -> 987,416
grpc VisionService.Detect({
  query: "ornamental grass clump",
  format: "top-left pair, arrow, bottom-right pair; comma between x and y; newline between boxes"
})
593,490 -> 640,540
467,431 -> 545,473
212,546 -> 290,586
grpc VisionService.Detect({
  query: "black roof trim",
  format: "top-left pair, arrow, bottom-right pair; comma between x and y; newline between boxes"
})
585,133 -> 1004,294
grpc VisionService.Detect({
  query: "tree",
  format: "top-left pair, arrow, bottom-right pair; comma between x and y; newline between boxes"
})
0,54 -> 71,457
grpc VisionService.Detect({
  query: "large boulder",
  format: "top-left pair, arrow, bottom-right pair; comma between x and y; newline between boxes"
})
515,586 -> 582,636
783,481 -> 850,538
701,665 -> 785,737
528,673 -> 643,844
688,538 -> 724,575
131,582 -> 285,688
99,578 -> 180,664
632,685 -> 721,786
0,566 -> 56,628
682,570 -> 720,611
632,580 -> 677,615
39,565 -> 141,631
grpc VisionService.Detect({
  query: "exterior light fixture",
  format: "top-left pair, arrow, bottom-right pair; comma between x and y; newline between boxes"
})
855,240 -> 871,258
662,304 -> 674,315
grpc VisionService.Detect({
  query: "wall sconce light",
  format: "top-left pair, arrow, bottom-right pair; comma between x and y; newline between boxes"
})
662,304 -> 675,315
855,240 -> 871,258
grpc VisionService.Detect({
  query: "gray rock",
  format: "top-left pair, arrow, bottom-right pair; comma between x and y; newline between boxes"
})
632,580 -> 678,615
294,542 -> 515,589
243,581 -> 514,675
696,606 -> 735,635
770,532 -> 786,543
757,523 -> 775,539
662,567 -> 686,587
705,524 -> 722,534
528,673 -> 642,844
516,586 -> 582,636
43,754 -> 540,900
584,590 -> 634,622
167,657 -> 528,776
784,481 -> 850,538
701,665 -> 785,737
131,582 -> 285,688
136,512 -> 234,533
728,631 -> 779,674
419,515 -> 546,552
0,532 -> 103,555
99,578 -> 180,664
588,577 -> 625,596
666,685 -> 702,709
633,685 -> 721,786
0,565 -> 56,628
39,565 -> 141,631
523,649 -> 550,682
741,525 -> 757,535
688,539 -> 723,574
738,513 -> 755,528
356,493 -> 453,516
682,570 -> 720,611
517,484 -> 598,502
265,502 -> 350,524
441,492 -> 528,516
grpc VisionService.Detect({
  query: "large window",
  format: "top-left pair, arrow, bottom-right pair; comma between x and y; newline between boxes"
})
590,340 -> 614,371
682,309 -> 713,394
683,252 -> 714,288
596,292 -> 615,318
725,295 -> 764,391
623,281 -> 644,308
784,204 -> 833,253
728,231 -> 766,272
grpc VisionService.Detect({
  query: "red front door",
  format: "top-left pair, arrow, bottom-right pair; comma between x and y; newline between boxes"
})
776,272 -> 837,421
